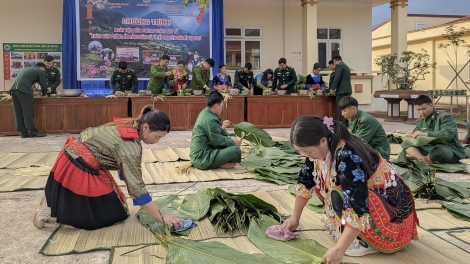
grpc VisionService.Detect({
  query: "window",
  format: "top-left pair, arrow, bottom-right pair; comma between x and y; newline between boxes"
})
317,28 -> 342,69
415,23 -> 427,30
224,27 -> 262,70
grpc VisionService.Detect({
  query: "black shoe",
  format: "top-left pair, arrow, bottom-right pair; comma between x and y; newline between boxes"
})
29,133 -> 46,137
21,134 -> 29,138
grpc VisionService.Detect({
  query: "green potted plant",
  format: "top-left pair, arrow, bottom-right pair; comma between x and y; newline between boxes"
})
294,75 -> 308,96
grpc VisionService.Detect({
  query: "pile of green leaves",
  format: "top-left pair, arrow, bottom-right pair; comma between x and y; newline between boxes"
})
241,147 -> 304,185
233,121 -> 304,185
206,188 -> 285,234
234,122 -> 274,147
414,171 -> 470,201
136,187 -> 286,235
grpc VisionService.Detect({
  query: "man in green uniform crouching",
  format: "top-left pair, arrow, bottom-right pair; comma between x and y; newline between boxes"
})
339,96 -> 390,160
190,91 -> 242,170
10,62 -> 48,138
403,95 -> 466,164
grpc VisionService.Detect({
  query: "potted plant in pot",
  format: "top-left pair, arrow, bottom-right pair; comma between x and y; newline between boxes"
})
373,49 -> 436,122
294,75 -> 308,96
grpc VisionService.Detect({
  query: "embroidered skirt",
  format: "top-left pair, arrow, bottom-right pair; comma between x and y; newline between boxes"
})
45,136 -> 129,230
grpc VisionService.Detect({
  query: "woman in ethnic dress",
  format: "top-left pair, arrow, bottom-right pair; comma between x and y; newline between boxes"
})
171,60 -> 188,93
33,106 -> 183,230
212,64 -> 232,91
282,116 -> 418,263
306,63 -> 325,92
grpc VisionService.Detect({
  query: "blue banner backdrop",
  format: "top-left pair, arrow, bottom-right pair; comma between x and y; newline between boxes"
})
62,0 -> 222,90
76,0 -> 212,81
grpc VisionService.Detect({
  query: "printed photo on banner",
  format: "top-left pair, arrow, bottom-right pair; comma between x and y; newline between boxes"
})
77,0 -> 212,80
143,50 -> 162,64
48,53 -> 61,60
168,54 -> 182,67
11,62 -> 23,69
24,62 -> 37,68
38,53 -> 49,59
11,71 -> 20,79
10,53 -> 22,60
116,47 -> 139,62
24,53 -> 36,60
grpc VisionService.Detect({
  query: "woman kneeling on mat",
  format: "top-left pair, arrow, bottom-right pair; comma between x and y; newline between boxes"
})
282,116 -> 419,263
33,105 -> 183,230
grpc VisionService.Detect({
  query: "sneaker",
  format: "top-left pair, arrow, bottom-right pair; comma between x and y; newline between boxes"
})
344,239 -> 378,257
33,197 -> 51,229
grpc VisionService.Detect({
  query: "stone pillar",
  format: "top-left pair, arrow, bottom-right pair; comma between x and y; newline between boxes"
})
301,0 -> 318,75
390,0 -> 408,58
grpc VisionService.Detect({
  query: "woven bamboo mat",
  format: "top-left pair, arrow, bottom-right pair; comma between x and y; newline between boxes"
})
413,199 -> 443,210
40,198 -> 155,256
39,188 -> 470,263
139,162 -> 251,184
141,147 -> 180,163
0,147 -> 251,192
417,209 -> 470,230
447,230 -> 470,246
0,152 -> 59,169
0,169 -> 48,192
39,189 -> 319,256
0,147 -> 190,169
110,229 -> 470,264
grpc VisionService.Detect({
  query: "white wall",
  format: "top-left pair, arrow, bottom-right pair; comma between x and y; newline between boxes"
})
318,2 -> 373,73
0,0 -> 63,91
224,0 -> 373,75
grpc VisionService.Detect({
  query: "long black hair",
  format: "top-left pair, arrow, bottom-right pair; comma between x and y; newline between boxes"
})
106,105 -> 171,132
263,68 -> 273,81
290,116 -> 375,176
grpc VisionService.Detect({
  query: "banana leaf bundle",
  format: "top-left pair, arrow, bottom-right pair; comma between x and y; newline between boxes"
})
241,147 -> 304,185
206,188 -> 286,234
234,122 -> 274,147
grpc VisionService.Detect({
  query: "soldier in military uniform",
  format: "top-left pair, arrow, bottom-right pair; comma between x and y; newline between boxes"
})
110,61 -> 138,94
339,96 -> 390,160
44,55 -> 61,95
147,55 -> 174,95
402,95 -> 466,164
189,58 -> 214,93
330,56 -> 352,124
233,63 -> 254,94
10,62 -> 48,138
272,58 -> 297,94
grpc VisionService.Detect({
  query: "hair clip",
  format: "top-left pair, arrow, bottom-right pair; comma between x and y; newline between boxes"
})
323,116 -> 334,129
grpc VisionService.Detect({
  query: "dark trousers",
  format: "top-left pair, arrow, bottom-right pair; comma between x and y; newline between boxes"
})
336,93 -> 351,124
11,90 -> 38,136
